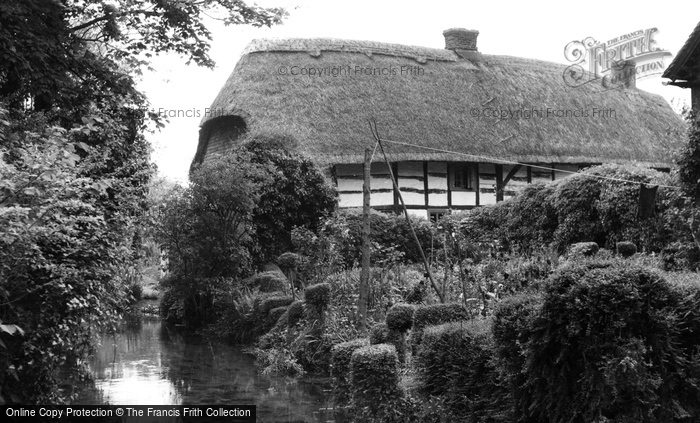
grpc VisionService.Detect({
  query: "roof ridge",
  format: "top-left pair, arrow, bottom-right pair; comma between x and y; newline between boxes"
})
241,37 -> 458,63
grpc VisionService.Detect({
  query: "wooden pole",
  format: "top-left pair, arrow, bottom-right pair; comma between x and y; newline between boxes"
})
358,148 -> 371,332
369,119 -> 445,303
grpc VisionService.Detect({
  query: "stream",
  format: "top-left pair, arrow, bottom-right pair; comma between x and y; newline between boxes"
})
72,307 -> 337,422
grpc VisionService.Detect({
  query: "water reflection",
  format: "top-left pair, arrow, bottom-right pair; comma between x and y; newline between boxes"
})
75,313 -> 335,422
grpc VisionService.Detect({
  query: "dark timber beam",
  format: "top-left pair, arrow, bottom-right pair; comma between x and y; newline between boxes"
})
495,164 -> 504,202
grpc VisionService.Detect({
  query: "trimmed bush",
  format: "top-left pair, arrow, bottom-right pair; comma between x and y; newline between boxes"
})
386,303 -> 415,332
369,323 -> 390,345
616,241 -> 637,257
250,271 -> 288,292
524,261 -> 698,422
415,321 -> 510,421
350,344 -> 402,410
569,241 -> 599,257
268,306 -> 288,326
492,293 -> 542,421
286,300 -> 304,327
413,303 -> 470,331
259,295 -> 293,315
412,303 -> 470,352
331,338 -> 369,404
277,252 -> 301,270
305,282 -> 331,309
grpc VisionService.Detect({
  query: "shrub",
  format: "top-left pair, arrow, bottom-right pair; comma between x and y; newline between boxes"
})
286,300 -> 304,327
369,323 -> 390,345
569,241 -> 599,257
277,252 -> 301,271
492,293 -> 543,421
350,344 -> 402,410
259,295 -> 293,315
524,261 -> 698,423
305,282 -> 331,310
412,303 -> 471,352
268,306 -> 288,326
386,303 -> 415,332
250,271 -> 288,293
331,338 -> 369,404
662,241 -> 700,271
616,241 -> 637,258
415,320 -> 510,421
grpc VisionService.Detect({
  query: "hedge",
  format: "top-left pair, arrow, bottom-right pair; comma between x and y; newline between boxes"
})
268,306 -> 288,326
414,320 -> 510,422
492,293 -> 542,421
568,241 -> 599,257
259,295 -> 293,316
412,303 -> 470,352
250,271 -> 288,293
523,261 -> 700,422
330,338 -> 369,404
286,300 -> 304,327
616,241 -> 637,257
350,344 -> 402,410
305,282 -> 331,310
369,323 -> 390,345
386,303 -> 415,332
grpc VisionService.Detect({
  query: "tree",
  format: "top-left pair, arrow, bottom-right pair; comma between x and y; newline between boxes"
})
0,0 -> 286,116
156,153 -> 271,325
0,0 -> 287,403
243,133 -> 338,266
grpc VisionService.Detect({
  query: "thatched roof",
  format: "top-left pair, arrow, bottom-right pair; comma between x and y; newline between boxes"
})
663,21 -> 700,87
198,37 -> 685,168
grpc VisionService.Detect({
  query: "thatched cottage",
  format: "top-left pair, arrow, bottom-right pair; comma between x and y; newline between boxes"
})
663,21 -> 700,113
194,29 -> 685,220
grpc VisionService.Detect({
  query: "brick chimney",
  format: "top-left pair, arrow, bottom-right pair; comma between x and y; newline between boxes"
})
443,28 -> 479,52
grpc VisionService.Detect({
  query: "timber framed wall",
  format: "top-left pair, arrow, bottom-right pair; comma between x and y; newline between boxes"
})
335,161 -> 586,218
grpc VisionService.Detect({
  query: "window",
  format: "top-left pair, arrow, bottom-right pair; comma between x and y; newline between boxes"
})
429,210 -> 448,223
450,163 -> 475,190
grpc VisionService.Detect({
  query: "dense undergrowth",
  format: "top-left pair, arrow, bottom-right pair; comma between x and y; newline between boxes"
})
152,119 -> 700,421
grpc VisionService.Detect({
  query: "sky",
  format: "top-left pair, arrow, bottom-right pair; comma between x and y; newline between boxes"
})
140,0 -> 700,183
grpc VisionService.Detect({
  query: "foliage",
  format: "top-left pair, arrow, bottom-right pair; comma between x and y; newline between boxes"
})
386,303 -> 415,332
0,108 -> 145,402
415,320 -> 511,422
455,164 -> 689,256
492,293 -> 543,422
327,209 -> 436,267
412,303 -> 471,352
156,153 -> 271,326
259,296 -> 293,316
249,345 -> 305,377
523,261 -> 700,422
569,242 -> 599,257
0,0 -> 287,405
369,323 -> 390,345
350,344 -> 402,411
305,283 -> 331,311
616,241 -> 638,258
286,301 -> 304,327
243,134 -> 338,265
249,271 -> 288,293
330,338 -> 369,405
0,0 -> 285,115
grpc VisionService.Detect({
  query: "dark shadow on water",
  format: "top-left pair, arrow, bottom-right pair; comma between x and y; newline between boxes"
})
72,310 -> 337,422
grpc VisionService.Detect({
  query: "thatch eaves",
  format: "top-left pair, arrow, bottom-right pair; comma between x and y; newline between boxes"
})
198,37 -> 686,168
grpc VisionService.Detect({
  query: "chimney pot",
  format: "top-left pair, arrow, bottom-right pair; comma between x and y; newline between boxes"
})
443,28 -> 479,52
